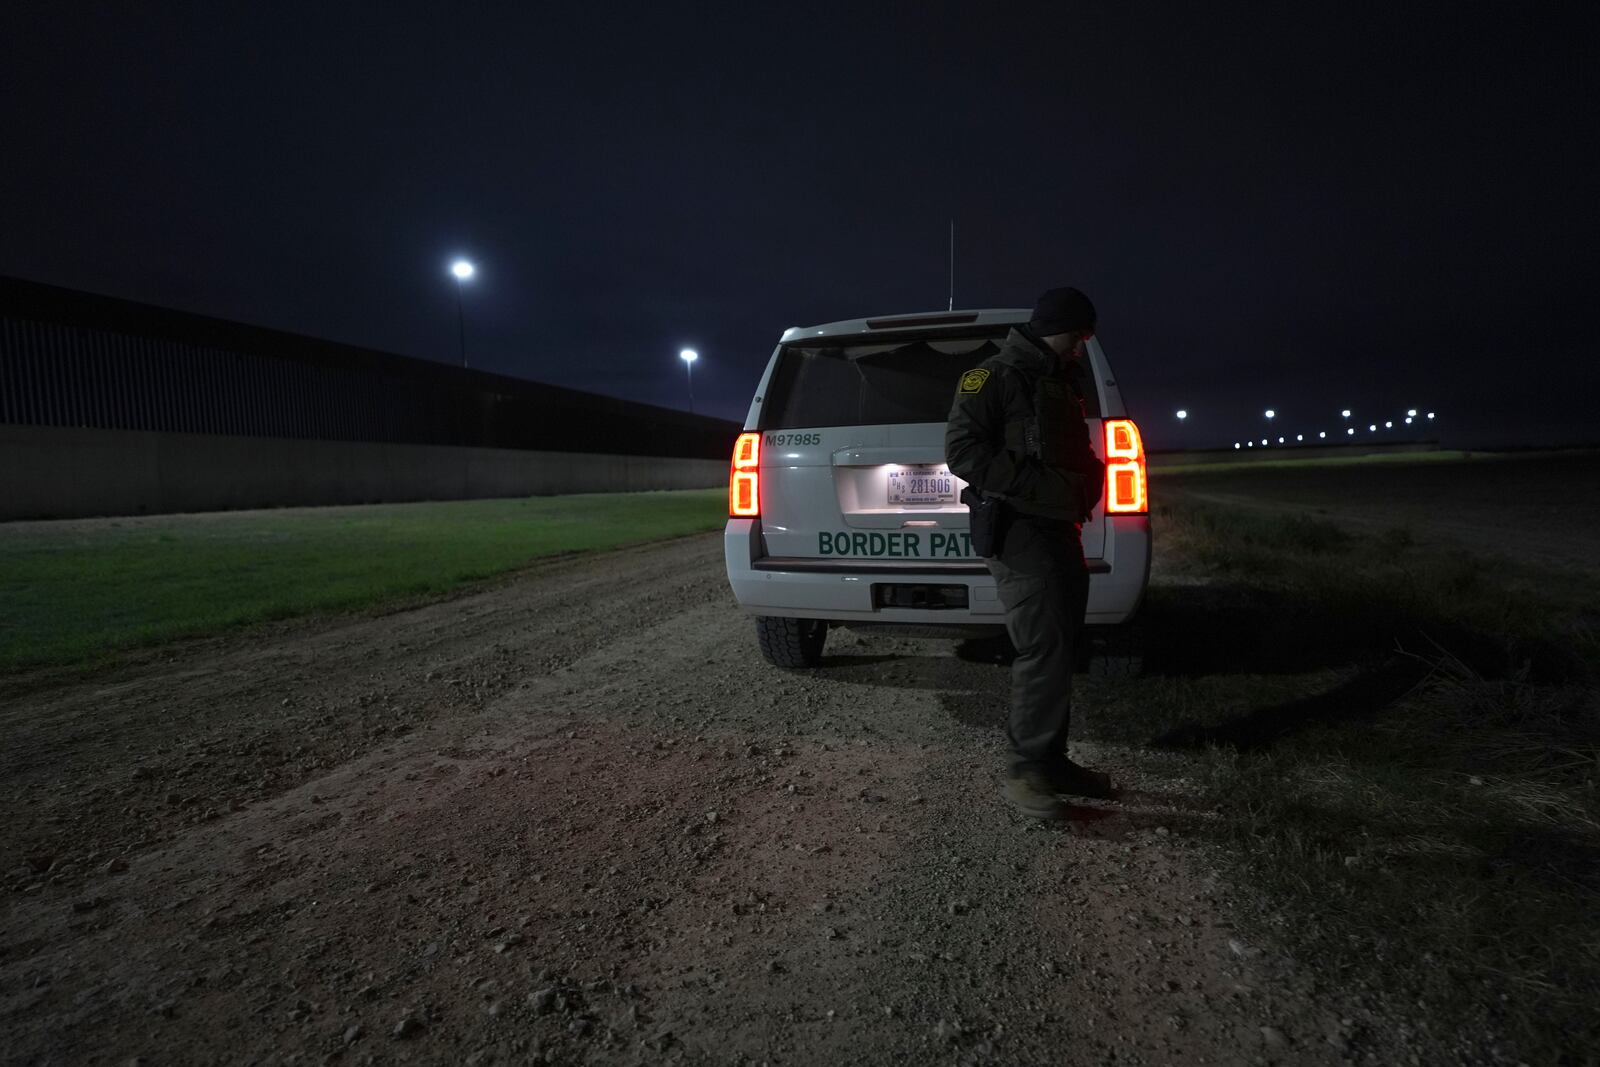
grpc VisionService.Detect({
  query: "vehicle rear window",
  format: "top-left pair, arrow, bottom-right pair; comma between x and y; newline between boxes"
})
760,332 -> 1100,430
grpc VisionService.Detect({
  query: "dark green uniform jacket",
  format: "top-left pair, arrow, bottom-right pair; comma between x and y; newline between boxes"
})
944,327 -> 1105,523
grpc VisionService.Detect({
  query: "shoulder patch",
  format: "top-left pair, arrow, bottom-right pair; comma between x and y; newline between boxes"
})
958,368 -> 991,394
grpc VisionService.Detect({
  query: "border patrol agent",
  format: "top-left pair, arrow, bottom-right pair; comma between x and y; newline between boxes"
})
945,287 -> 1115,819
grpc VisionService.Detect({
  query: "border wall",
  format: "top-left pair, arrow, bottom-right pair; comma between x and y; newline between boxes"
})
0,277 -> 738,520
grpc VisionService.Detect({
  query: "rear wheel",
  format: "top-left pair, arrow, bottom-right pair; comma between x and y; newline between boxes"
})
755,616 -> 828,668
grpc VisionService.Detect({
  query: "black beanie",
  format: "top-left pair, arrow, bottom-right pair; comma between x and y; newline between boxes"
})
1029,287 -> 1097,336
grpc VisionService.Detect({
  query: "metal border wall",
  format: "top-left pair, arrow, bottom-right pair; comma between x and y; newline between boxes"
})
0,276 -> 740,519
0,276 -> 738,459
0,424 -> 726,520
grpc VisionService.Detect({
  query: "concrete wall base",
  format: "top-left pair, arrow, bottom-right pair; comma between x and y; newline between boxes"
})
0,425 -> 727,520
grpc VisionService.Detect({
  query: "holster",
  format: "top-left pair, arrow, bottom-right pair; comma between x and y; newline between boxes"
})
961,486 -> 1010,558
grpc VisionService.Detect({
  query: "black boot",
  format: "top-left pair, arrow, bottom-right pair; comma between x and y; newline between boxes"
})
1045,758 -> 1117,800
1001,768 -> 1066,820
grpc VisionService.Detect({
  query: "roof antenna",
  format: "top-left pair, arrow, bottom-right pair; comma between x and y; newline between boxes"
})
947,219 -> 955,312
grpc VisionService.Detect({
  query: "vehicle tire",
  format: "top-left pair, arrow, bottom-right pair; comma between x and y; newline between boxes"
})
755,616 -> 828,668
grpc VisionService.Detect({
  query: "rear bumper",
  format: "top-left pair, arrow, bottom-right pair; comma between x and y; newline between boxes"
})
751,556 -> 1110,575
724,516 -> 1150,626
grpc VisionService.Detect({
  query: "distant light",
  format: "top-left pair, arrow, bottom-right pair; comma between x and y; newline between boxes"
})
1369,424 -> 1377,432
1341,409 -> 1352,418
1427,412 -> 1436,419
1385,421 -> 1393,429
450,259 -> 475,280
1347,428 -> 1355,435
1296,434 -> 1303,442
1261,438 -> 1268,446
1265,409 -> 1276,419
1234,442 -> 1241,449
1176,409 -> 1188,420
1405,416 -> 1413,424
1247,441 -> 1253,447
1278,436 -> 1285,443
1407,409 -> 1417,417
1318,431 -> 1327,439
680,348 -> 698,364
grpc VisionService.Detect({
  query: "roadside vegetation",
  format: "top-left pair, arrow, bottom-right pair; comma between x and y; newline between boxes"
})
1091,490 -> 1600,1063
1150,446 -> 1482,476
0,489 -> 726,673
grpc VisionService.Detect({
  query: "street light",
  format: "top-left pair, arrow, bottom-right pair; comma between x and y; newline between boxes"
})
1265,409 -> 1276,420
1341,409 -> 1352,419
1176,409 -> 1188,420
449,258 -> 475,367
1407,408 -> 1417,417
680,349 -> 698,413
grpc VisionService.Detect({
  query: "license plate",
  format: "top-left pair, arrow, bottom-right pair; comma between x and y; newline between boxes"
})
888,465 -> 957,505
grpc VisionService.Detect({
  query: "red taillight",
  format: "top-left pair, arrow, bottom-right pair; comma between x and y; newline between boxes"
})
1103,419 -> 1148,514
729,432 -> 760,517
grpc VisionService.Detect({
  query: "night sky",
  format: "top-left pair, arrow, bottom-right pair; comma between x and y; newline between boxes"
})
3,3 -> 1595,449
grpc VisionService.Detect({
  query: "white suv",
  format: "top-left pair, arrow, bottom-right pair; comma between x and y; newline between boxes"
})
724,309 -> 1151,668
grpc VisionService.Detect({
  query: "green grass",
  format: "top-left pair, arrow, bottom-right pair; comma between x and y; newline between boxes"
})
1089,498 -> 1600,1062
0,489 -> 727,673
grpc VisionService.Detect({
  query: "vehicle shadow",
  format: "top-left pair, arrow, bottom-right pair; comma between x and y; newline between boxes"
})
1138,583 -> 1409,678
952,634 -> 1015,665
803,574 -> 1565,754
1116,581 -> 1564,750
1148,658 -> 1429,752
810,653 -> 989,690
813,654 -> 901,670
1137,581 -> 1565,683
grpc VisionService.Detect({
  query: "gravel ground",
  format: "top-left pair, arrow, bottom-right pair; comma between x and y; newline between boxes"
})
0,533 -> 1409,1066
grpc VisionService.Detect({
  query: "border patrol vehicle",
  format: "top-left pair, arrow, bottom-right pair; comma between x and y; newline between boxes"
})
724,309 -> 1151,667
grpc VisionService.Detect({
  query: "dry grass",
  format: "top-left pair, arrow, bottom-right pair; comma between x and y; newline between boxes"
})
1091,493 -> 1600,1063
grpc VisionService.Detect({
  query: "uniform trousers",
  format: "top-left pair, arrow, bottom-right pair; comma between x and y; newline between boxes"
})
986,514 -> 1090,774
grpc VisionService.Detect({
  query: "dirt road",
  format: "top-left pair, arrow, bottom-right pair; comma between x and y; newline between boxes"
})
1,535 -> 1404,1066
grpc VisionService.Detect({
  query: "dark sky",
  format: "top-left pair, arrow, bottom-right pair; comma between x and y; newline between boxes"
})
3,3 -> 1596,449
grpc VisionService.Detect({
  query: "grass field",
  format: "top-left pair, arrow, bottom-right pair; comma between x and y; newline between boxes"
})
0,489 -> 726,673
1094,458 -> 1600,1061
1151,446 -> 1481,476
1154,448 -> 1600,571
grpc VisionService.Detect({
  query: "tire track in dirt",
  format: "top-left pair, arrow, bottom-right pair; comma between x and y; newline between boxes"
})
1,533 -> 1407,1065
0,535 -> 727,881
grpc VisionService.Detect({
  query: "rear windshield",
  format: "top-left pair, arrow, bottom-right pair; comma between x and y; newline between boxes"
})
760,331 -> 1100,430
